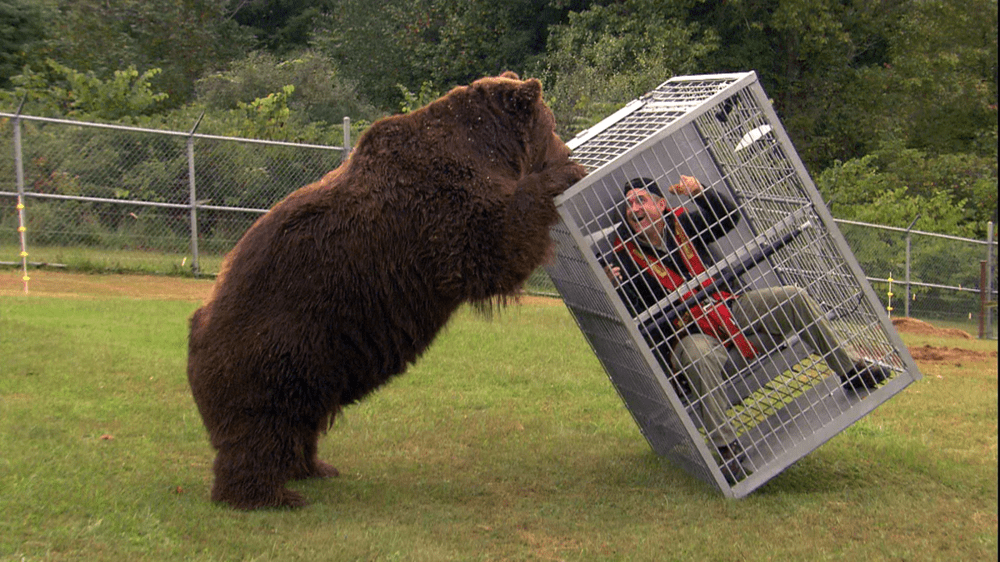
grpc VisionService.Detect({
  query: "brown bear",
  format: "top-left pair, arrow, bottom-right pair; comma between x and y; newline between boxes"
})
186,72 -> 587,510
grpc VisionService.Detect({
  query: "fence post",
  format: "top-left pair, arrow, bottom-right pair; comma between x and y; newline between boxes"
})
980,260 -> 988,339
985,221 -> 995,339
342,116 -> 351,162
904,214 -> 920,318
187,112 -> 205,277
13,97 -> 28,293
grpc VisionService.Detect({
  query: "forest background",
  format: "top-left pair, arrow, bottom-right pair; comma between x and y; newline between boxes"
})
1,0 -> 996,238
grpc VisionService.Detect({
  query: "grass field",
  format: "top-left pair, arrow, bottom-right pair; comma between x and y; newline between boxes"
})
1,270 -> 997,561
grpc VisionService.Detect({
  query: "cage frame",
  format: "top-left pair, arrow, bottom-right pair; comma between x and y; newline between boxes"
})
547,71 -> 922,497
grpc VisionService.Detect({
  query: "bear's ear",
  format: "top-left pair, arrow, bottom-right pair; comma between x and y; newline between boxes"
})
508,78 -> 542,112
499,71 -> 520,80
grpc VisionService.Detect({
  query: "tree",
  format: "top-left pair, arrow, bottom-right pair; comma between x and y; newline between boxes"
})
688,0 -> 909,171
691,0 -> 997,172
227,0 -> 331,54
195,50 -> 380,126
815,142 -> 997,237
314,0 -> 595,111
880,0 -> 998,157
543,0 -> 719,136
0,0 -> 49,88
4,59 -> 169,120
44,0 -> 249,107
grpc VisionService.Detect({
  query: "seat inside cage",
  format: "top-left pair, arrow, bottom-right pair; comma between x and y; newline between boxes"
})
546,72 -> 922,497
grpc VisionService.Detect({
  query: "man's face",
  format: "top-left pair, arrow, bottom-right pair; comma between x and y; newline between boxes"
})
624,188 -> 667,245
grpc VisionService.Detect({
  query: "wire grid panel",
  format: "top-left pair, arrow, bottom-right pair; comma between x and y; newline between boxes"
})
547,72 -> 922,497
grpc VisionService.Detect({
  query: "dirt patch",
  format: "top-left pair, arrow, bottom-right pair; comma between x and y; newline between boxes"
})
1,269 -> 214,302
5,271 -> 989,363
891,318 -> 995,365
892,317 -> 973,340
2,269 -> 565,307
908,344 -> 997,364
515,294 -> 563,307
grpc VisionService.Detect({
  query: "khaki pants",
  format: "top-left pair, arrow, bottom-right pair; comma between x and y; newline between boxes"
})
670,286 -> 858,446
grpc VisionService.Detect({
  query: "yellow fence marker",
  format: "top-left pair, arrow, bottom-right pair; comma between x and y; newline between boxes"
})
886,273 -> 894,317
16,199 -> 29,294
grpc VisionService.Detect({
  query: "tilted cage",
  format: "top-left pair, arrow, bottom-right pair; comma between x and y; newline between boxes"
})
546,72 -> 922,497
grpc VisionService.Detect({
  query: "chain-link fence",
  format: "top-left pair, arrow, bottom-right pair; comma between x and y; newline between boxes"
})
838,219 -> 997,338
2,112 -> 996,336
1,112 -> 350,276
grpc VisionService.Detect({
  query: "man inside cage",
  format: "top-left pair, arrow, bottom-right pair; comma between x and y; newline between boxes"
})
602,176 -> 891,481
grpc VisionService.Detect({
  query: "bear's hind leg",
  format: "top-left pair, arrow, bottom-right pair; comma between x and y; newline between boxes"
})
288,420 -> 340,480
210,423 -> 309,510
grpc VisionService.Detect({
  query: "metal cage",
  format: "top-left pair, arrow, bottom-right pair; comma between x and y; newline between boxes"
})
546,72 -> 922,497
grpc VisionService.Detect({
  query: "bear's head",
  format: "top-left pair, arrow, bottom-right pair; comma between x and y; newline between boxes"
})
415,72 -> 571,178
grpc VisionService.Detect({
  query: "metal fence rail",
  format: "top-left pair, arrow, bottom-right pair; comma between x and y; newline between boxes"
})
2,111 -> 996,337
837,219 -> 996,338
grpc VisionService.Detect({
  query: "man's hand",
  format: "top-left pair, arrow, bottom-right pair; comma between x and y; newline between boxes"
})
604,264 -> 622,285
668,175 -> 703,197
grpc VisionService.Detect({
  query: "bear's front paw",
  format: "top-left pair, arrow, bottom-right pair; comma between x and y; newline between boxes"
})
541,160 -> 587,198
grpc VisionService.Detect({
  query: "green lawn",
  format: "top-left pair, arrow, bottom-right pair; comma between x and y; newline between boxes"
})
1,243 -> 226,277
1,289 -> 996,561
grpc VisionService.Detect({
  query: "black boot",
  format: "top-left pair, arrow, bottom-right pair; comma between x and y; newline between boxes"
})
841,361 -> 892,391
717,441 -> 751,485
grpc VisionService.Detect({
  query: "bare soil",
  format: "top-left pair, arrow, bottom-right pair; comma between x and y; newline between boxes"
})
891,317 -> 973,340
889,317 -> 996,364
2,269 -> 215,302
1,269 -> 563,307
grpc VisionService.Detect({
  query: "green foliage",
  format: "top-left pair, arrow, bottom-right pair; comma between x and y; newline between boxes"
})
0,0 -> 49,87
684,0 -> 997,173
389,0 -> 571,87
228,0 -> 332,54
0,0 -> 995,242
311,1 -> 428,110
314,0 -> 589,110
4,60 -> 169,121
195,50 -> 381,126
543,0 -> 719,136
234,84 -> 295,140
398,81 -> 442,114
43,0 -> 249,107
885,0 -> 998,157
817,141 -> 998,237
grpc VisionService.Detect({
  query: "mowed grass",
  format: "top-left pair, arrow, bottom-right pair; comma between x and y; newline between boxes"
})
1,244 -> 227,277
0,273 -> 996,561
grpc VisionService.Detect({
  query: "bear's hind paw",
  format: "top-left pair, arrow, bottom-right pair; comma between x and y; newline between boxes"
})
214,484 -> 310,510
288,459 -> 341,480
312,460 -> 341,478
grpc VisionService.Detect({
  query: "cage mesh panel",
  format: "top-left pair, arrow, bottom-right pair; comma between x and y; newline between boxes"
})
570,75 -> 743,171
547,72 -> 921,496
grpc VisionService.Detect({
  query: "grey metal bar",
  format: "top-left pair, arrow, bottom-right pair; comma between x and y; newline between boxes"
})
187,112 -> 205,277
13,103 -> 28,292
866,277 -> 985,293
835,218 -> 992,245
0,111 -> 346,152
904,215 -> 920,317
0,191 -> 271,214
986,221 -> 996,339
343,116 -> 352,160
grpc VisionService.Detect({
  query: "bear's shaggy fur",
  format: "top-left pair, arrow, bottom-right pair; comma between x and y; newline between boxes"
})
187,72 -> 586,510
